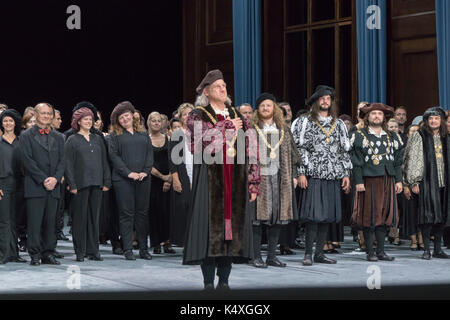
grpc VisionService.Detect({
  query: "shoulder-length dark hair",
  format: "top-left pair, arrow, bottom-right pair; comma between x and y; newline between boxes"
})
422,116 -> 448,138
309,100 -> 338,122
363,113 -> 390,134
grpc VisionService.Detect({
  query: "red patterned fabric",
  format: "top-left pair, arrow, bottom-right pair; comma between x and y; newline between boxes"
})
39,128 -> 50,135
216,114 -> 234,240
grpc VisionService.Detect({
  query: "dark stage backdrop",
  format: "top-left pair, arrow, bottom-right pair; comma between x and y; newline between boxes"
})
0,1 -> 183,131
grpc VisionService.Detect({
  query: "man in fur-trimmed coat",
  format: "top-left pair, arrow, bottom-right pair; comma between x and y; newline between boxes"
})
250,93 -> 300,269
182,70 -> 260,291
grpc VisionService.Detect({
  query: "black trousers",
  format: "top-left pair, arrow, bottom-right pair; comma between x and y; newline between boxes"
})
114,178 -> 150,252
55,180 -> 66,234
253,224 -> 281,260
201,257 -> 232,286
0,189 -> 17,262
305,222 -> 329,256
104,189 -> 122,249
71,186 -> 103,256
15,186 -> 27,242
26,195 -> 58,259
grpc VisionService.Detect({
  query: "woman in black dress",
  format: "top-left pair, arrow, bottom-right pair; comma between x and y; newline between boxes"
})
0,109 -> 27,264
169,103 -> 194,247
147,112 -> 174,254
108,101 -> 153,261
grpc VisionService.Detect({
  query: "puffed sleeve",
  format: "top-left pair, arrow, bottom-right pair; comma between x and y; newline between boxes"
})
404,131 -> 424,186
291,116 -> 309,176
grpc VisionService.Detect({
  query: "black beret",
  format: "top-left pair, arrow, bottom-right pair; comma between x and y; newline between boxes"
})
0,109 -> 22,135
255,92 -> 277,109
73,101 -> 98,121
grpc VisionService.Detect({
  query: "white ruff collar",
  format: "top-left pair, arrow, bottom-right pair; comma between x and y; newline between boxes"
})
213,107 -> 229,117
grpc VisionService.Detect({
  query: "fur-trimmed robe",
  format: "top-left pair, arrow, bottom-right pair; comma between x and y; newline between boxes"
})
182,104 -> 260,265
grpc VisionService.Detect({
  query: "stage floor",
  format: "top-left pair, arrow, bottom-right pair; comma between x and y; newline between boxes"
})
1,227 -> 449,296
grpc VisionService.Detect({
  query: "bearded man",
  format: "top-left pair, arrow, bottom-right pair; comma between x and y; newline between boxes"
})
292,85 -> 352,266
404,107 -> 450,260
350,103 -> 403,262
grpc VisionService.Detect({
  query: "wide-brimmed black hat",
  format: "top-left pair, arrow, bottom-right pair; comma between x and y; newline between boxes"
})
0,109 -> 22,135
306,85 -> 335,106
359,103 -> 394,119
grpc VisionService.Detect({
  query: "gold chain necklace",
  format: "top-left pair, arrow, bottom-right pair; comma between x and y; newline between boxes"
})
435,139 -> 443,159
358,129 -> 391,165
195,106 -> 239,157
312,117 -> 337,143
254,124 -> 285,159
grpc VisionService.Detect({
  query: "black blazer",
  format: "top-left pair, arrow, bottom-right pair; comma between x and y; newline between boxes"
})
20,125 -> 65,199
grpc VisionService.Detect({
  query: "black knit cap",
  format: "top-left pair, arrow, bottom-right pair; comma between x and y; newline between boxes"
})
255,92 -> 277,108
73,101 -> 99,121
110,101 -> 136,126
306,85 -> 335,106
423,106 -> 445,121
0,109 -> 22,135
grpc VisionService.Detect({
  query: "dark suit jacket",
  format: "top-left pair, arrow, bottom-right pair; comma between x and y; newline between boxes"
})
20,125 -> 65,199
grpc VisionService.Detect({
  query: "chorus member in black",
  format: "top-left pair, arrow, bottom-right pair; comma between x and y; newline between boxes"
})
169,104 -> 194,247
108,101 -> 153,260
147,112 -> 173,254
65,108 -> 111,262
20,103 -> 64,266
0,109 -> 26,264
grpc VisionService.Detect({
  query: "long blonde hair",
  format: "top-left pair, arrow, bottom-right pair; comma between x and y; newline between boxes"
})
252,101 -> 285,130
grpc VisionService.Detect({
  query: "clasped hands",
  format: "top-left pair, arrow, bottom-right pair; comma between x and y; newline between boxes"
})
128,172 -> 148,181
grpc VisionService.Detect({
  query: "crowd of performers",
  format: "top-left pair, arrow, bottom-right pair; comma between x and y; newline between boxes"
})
0,69 -> 448,291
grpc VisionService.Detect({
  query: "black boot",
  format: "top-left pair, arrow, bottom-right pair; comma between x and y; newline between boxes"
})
252,257 -> 267,268
432,251 -> 449,259
266,256 -> 286,267
313,253 -> 337,264
42,255 -> 61,265
88,253 -> 103,261
422,251 -> 432,260
376,252 -> 395,261
139,250 -> 152,260
302,254 -> 313,266
124,250 -> 136,260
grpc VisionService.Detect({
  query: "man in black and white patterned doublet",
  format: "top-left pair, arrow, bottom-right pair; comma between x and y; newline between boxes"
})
291,85 -> 352,266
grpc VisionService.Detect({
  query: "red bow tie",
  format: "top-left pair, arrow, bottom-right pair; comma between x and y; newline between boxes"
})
39,128 -> 50,135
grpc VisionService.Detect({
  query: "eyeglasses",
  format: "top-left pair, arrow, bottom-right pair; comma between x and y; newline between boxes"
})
38,112 -> 54,116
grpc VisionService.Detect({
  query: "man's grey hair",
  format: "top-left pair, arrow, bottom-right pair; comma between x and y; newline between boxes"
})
195,86 -> 233,107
